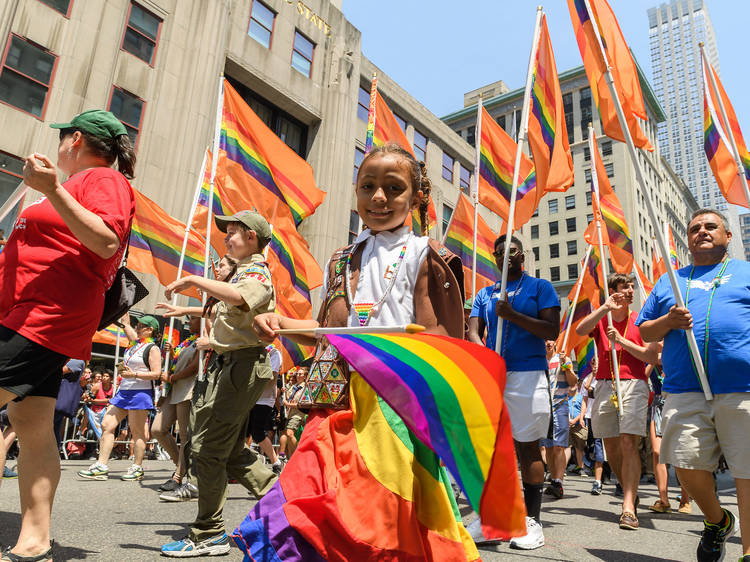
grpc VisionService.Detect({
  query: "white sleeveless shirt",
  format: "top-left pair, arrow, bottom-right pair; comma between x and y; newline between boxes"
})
119,341 -> 156,392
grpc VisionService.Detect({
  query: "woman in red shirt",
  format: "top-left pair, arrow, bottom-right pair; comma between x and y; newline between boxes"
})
0,110 -> 135,562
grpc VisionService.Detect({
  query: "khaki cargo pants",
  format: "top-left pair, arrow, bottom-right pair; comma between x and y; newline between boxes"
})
188,346 -> 277,541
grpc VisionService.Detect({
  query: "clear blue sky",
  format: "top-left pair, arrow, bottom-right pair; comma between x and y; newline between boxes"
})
341,0 -> 747,124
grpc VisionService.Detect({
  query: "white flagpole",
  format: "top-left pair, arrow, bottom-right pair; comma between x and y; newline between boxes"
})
582,0 -> 711,400
633,262 -> 648,304
560,244 -> 592,355
0,181 -> 29,224
700,43 -> 750,209
165,149 -> 208,354
198,78 -> 225,380
112,326 -> 123,395
495,6 -> 543,356
471,96 -> 483,300
589,125 -> 623,415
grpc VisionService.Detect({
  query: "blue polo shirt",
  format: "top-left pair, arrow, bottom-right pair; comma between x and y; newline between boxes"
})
471,273 -> 560,371
636,259 -> 750,394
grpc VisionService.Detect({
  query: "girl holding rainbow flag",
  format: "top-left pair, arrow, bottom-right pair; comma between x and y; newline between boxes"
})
243,143 -> 477,561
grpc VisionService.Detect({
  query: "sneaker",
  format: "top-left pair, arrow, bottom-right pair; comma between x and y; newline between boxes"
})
697,509 -> 736,562
160,483 -> 197,502
591,481 -> 603,495
161,533 -> 231,557
2,466 -> 17,479
544,480 -> 564,499
568,465 -> 583,476
466,518 -> 502,545
619,511 -> 639,530
509,516 -> 544,550
159,477 -> 181,492
271,461 -> 283,476
78,462 -> 109,480
121,464 -> 144,481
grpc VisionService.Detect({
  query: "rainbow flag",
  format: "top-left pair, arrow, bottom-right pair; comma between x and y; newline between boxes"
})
667,224 -> 679,269
581,243 -> 605,307
326,333 -> 526,540
128,189 -> 205,294
92,324 -> 129,346
276,336 -> 313,374
702,53 -> 750,208
575,338 -> 596,379
528,14 -> 574,194
443,193 -> 499,297
221,80 -> 325,226
478,106 -> 538,230
364,75 -> 378,152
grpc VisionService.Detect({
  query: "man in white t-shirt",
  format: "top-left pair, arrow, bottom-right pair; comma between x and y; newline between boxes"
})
246,345 -> 283,474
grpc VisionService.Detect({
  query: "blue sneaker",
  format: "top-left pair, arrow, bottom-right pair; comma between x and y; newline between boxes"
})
2,466 -> 17,479
161,533 -> 231,558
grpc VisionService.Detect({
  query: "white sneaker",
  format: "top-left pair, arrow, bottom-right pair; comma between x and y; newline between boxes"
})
466,518 -> 502,545
509,516 -> 544,550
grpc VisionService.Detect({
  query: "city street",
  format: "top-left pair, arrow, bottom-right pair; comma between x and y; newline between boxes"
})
0,459 -> 742,561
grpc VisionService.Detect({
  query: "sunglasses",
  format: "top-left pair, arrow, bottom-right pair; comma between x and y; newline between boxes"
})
493,247 -> 520,258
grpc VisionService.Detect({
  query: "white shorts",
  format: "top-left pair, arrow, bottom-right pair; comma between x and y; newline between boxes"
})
504,369 -> 552,442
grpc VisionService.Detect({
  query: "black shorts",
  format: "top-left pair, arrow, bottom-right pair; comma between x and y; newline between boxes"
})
0,326 -> 69,400
246,404 -> 274,442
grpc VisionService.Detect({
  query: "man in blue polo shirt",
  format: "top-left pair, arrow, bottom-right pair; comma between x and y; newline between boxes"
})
468,234 -> 560,550
637,209 -> 750,562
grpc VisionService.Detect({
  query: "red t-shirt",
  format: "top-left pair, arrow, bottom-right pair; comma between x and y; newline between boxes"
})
0,168 -> 135,359
592,311 -> 647,381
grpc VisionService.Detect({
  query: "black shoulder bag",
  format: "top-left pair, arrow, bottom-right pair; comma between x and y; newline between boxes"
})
98,233 -> 149,330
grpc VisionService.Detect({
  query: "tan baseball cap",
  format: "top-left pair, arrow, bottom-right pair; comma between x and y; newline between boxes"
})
214,210 -> 272,243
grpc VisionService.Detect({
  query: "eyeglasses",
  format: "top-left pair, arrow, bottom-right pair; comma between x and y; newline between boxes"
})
493,247 -> 520,258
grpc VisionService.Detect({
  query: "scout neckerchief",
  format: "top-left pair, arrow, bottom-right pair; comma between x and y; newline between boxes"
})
607,311 -> 633,409
684,257 -> 730,388
170,335 -> 197,373
346,232 -> 410,327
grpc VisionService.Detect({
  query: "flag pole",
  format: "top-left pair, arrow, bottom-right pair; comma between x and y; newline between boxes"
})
700,43 -> 750,209
365,71 -> 377,153
495,5 -> 543,356
0,181 -> 28,225
198,77 -> 225,380
471,95 -> 483,300
582,0 -> 711,400
560,244 -> 592,355
633,262 -> 648,304
112,326 -> 123,395
165,148 -> 208,356
589,125 -> 623,415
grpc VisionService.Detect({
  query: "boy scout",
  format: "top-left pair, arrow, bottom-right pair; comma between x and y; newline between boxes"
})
160,210 -> 278,558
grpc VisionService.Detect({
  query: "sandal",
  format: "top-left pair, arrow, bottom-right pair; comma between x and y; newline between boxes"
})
1,542 -> 53,562
648,500 -> 672,513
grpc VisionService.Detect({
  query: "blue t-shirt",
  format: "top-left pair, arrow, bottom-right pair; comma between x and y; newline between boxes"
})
636,259 -> 750,394
568,392 -> 583,419
471,273 -> 560,371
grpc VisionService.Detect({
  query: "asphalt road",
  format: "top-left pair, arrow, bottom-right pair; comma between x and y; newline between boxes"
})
0,459 -> 742,561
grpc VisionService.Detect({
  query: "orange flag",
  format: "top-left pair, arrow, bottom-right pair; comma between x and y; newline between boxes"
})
478,106 -> 538,230
580,242 -> 606,308
528,15 -> 574,194
652,249 -> 667,284
634,262 -> 654,297
583,132 -> 634,274
568,0 -> 653,151
702,52 -> 750,208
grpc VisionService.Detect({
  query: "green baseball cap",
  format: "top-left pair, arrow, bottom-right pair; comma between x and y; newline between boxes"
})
50,109 -> 128,139
215,210 -> 272,242
137,315 -> 160,333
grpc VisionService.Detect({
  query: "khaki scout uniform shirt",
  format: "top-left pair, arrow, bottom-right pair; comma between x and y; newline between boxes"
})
209,254 -> 275,354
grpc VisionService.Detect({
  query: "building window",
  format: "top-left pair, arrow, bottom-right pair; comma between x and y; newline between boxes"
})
565,195 -> 576,210
37,0 -> 72,16
442,203 -> 453,237
587,213 -> 594,223
563,92 -> 574,145
413,129 -> 427,161
535,269 -> 541,278
291,30 -> 314,77
580,86 -> 592,139
459,165 -> 471,194
548,199 -> 558,214
583,146 -> 590,161
568,263 -> 578,279
531,224 -> 539,239
466,125 -> 476,147
549,221 -> 558,236
497,114 -> 506,131
393,112 -> 406,132
532,207 -> 539,218
585,169 -> 592,183
533,247 -> 540,261
550,266 -> 561,282
108,87 -> 144,148
353,147 -> 365,184
0,35 -> 57,119
442,152 -> 454,182
550,243 -> 559,259
601,140 -> 613,156
357,86 -> 370,122
0,152 -> 24,233
348,210 -> 360,244
566,217 -> 576,233
248,1 -> 275,48
586,191 -> 592,205
567,240 -> 577,255
122,2 -> 162,65
604,162 -> 614,177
